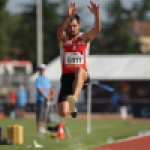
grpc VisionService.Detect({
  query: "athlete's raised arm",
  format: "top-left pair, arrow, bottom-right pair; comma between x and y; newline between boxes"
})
57,2 -> 77,41
84,1 -> 101,42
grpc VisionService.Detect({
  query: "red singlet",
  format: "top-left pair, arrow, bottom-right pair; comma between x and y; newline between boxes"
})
59,33 -> 89,74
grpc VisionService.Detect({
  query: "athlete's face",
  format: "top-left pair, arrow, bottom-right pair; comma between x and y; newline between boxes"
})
67,19 -> 80,37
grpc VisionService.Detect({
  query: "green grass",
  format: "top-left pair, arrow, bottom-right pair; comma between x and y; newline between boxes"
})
1,117 -> 150,150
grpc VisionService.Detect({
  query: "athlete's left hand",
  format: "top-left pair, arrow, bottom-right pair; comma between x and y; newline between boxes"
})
87,1 -> 99,16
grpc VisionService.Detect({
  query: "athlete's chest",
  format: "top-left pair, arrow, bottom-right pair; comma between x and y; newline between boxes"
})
63,37 -> 87,52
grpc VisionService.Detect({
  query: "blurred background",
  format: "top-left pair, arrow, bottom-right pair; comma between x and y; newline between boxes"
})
0,0 -> 150,119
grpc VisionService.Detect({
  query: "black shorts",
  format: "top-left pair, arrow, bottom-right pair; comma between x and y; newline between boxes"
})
58,73 -> 90,103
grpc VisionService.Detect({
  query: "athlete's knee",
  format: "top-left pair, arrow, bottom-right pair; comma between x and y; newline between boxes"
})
58,102 -> 69,118
59,112 -> 68,118
75,67 -> 87,79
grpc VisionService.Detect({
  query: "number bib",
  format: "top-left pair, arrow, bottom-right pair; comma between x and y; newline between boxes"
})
65,52 -> 84,67
60,33 -> 89,74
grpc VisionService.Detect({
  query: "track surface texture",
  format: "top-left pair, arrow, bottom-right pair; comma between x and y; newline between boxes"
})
89,135 -> 150,150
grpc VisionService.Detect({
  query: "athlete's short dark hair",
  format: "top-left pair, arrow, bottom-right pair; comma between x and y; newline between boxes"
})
70,14 -> 80,24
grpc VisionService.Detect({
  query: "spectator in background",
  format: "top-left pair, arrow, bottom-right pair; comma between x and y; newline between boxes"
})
9,89 -> 17,118
36,64 -> 52,133
111,89 -> 120,112
9,90 -> 17,104
9,86 -> 27,119
16,85 -> 28,118
120,81 -> 130,105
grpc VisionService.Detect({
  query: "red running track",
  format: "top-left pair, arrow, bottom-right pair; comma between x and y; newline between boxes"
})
89,136 -> 150,150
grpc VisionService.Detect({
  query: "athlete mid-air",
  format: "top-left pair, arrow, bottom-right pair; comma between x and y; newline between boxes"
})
57,1 -> 101,118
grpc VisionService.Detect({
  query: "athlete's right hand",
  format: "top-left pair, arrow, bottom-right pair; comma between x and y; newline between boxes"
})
68,2 -> 77,17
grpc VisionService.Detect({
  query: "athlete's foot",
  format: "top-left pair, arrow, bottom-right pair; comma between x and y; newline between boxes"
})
66,95 -> 77,112
70,108 -> 78,118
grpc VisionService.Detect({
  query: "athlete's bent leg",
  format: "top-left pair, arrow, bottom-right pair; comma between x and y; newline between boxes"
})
58,78 -> 72,117
58,101 -> 70,117
66,68 -> 88,116
73,67 -> 88,99
58,69 -> 88,118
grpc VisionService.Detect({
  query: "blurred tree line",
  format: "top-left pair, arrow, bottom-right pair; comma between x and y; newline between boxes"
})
0,0 -> 150,70
91,0 -> 150,54
0,0 -> 8,59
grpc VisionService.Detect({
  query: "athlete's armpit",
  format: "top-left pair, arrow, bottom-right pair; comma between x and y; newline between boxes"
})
81,32 -> 91,43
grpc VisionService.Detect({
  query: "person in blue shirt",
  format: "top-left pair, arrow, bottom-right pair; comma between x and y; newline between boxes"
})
17,85 -> 27,117
111,90 -> 120,112
10,86 -> 27,119
36,64 -> 52,133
